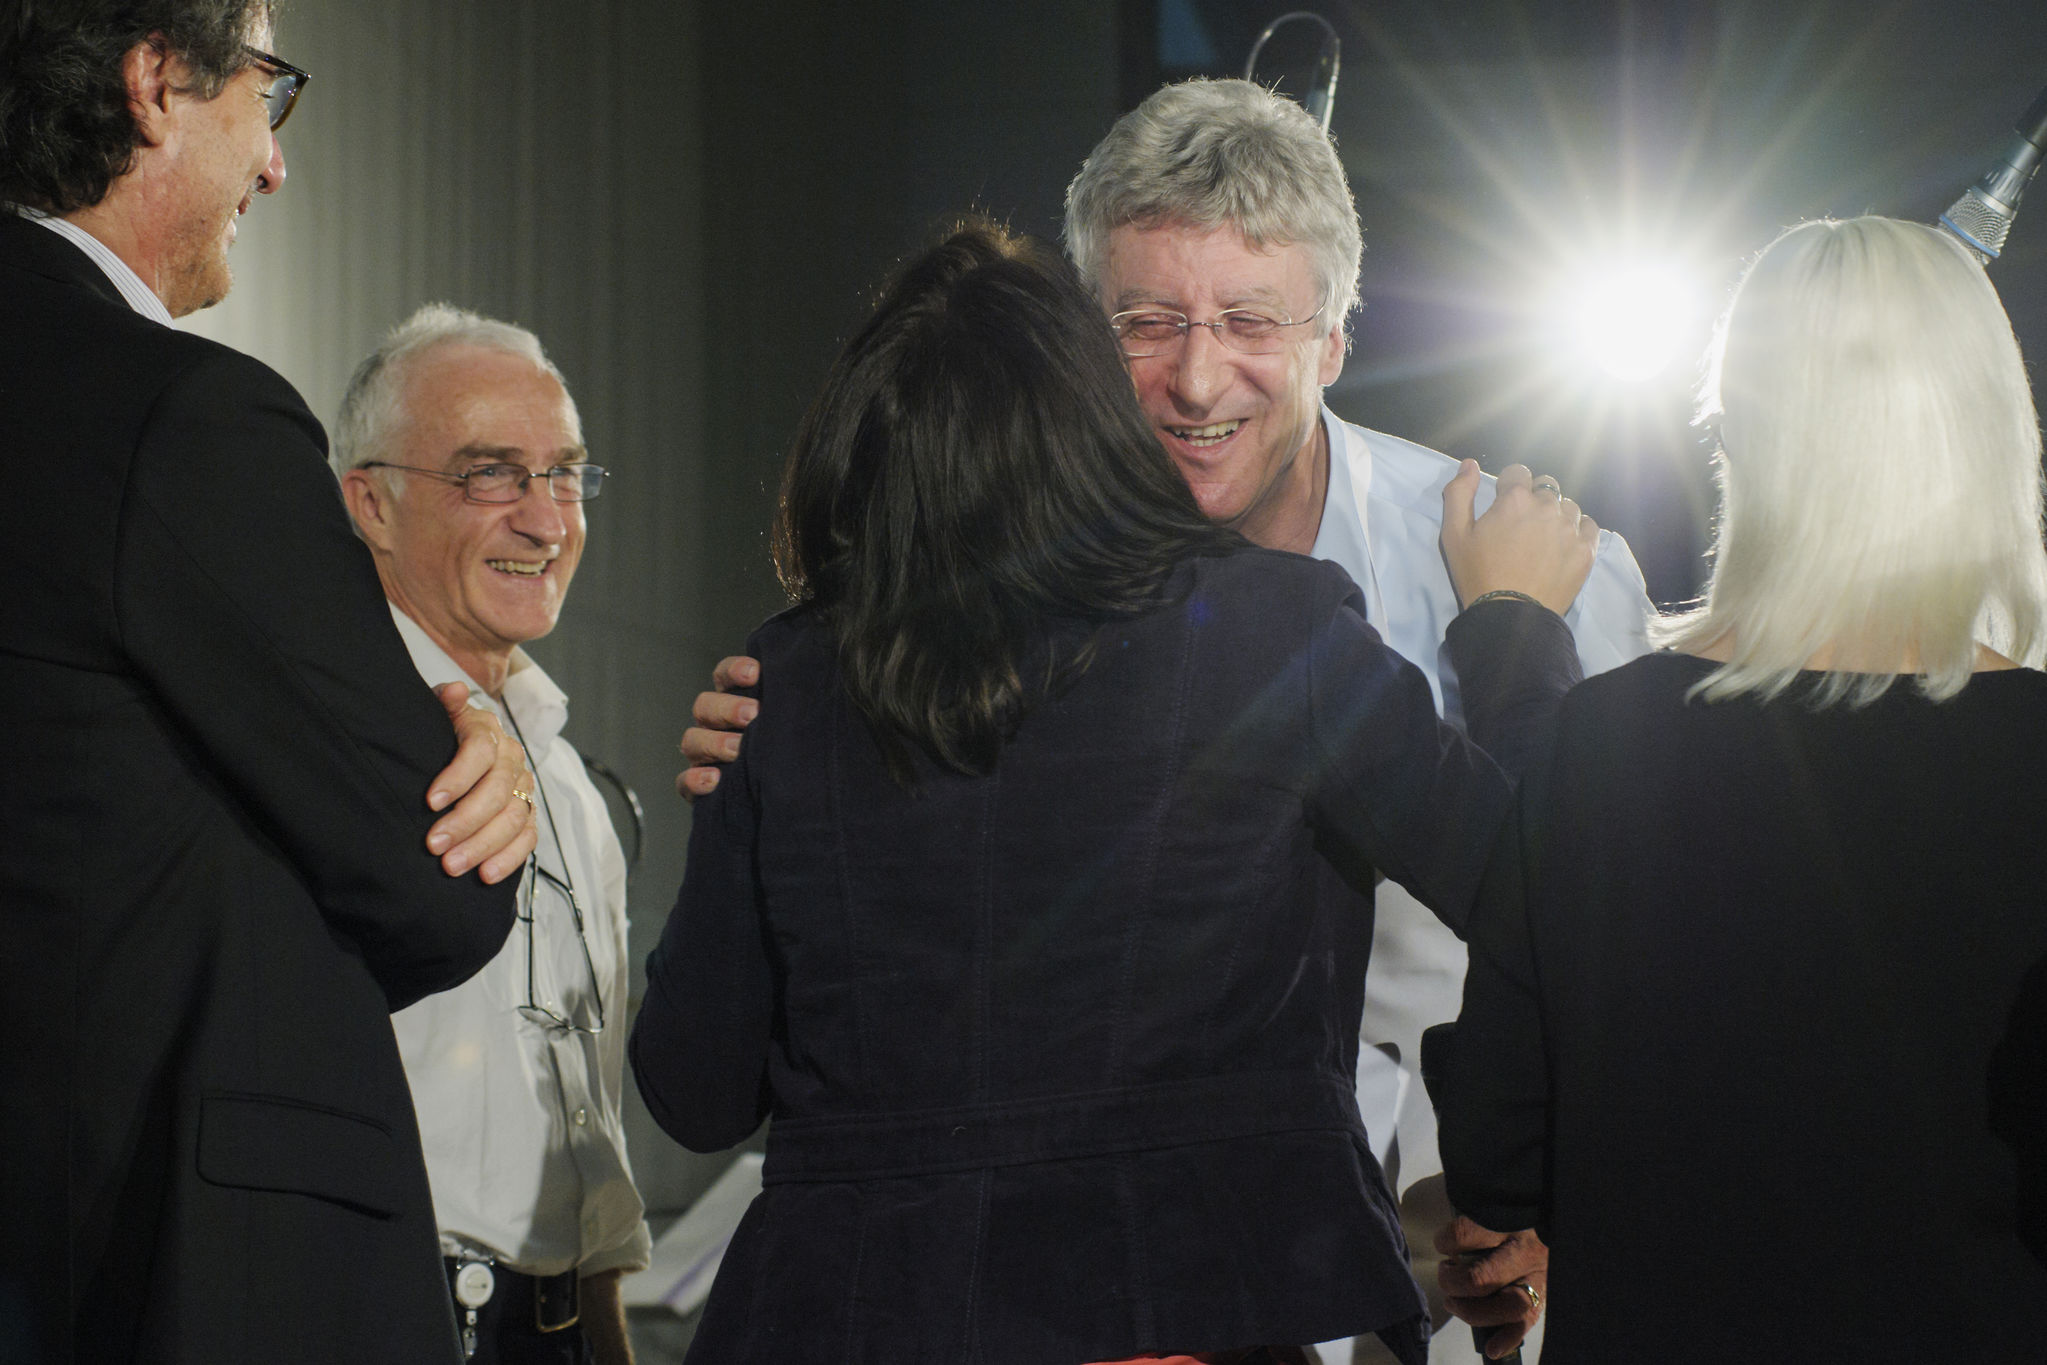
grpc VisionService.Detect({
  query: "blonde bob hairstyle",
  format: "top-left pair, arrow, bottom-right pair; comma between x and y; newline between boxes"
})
1660,215 -> 2047,705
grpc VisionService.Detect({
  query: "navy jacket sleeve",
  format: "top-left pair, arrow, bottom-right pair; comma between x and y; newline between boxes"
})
1444,596 -> 1581,780
114,351 -> 516,1009
631,667 -> 776,1152
1303,577 -> 1579,938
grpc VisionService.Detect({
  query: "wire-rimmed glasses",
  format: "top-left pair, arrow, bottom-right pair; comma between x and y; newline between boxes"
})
517,860 -> 605,1036
1109,299 -> 1329,357
357,461 -> 609,504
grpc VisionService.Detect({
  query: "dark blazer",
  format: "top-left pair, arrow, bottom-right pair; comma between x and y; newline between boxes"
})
1442,653 -> 2047,1363
632,551 -> 1578,1365
0,215 -> 516,1363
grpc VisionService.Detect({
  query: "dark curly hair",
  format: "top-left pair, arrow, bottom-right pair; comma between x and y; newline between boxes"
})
774,221 -> 1243,784
0,0 -> 273,213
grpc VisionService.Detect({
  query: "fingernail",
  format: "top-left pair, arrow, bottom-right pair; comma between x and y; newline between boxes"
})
738,701 -> 759,723
428,831 -> 451,853
723,736 -> 742,758
428,790 -> 449,811
739,662 -> 758,682
445,851 -> 470,874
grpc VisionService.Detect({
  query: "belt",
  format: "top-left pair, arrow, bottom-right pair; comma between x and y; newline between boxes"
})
446,1257 -> 581,1343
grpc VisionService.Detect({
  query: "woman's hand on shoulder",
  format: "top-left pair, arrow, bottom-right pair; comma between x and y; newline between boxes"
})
1440,460 -> 1599,616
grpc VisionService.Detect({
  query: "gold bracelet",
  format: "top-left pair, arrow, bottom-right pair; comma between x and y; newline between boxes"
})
1465,588 -> 1541,609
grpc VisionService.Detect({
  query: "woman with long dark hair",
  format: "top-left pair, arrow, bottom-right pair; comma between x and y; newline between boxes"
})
632,222 -> 1594,1365
1441,216 -> 2047,1361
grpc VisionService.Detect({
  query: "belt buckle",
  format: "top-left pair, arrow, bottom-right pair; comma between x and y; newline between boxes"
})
535,1269 -> 580,1333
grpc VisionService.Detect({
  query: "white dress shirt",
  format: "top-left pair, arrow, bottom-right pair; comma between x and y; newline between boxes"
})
12,206 -> 174,324
1309,408 -> 1653,1195
389,607 -> 652,1277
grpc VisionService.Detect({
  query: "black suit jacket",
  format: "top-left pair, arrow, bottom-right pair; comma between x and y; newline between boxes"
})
0,215 -> 516,1363
1442,654 -> 2047,1362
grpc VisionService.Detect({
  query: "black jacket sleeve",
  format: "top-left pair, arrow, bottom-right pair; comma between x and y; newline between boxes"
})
1435,780 -> 1552,1235
114,351 -> 516,1009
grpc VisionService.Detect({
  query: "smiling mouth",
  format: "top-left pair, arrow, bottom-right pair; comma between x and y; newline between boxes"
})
1165,420 -> 1244,447
487,559 -> 550,577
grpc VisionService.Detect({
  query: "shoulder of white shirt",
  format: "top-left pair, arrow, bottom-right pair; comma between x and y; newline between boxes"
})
1336,411 -> 1626,561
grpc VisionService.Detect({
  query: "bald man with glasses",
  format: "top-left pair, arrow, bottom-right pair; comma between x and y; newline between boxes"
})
336,304 -> 652,1365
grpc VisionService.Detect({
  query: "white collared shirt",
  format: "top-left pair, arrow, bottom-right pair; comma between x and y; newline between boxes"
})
388,606 -> 652,1277
1310,406 -> 1654,1192
12,206 -> 173,324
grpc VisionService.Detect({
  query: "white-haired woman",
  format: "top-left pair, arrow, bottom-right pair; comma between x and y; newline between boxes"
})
1440,215 -> 2047,1362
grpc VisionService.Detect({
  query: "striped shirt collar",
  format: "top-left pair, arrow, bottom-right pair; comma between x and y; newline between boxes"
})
10,205 -> 174,325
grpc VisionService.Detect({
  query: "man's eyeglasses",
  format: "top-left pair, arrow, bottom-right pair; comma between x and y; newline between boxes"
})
1109,300 -> 1328,357
243,47 -> 310,131
518,861 -> 605,1036
358,461 -> 609,504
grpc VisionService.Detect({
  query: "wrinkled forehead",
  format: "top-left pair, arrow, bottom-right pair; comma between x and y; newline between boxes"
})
398,345 -> 585,461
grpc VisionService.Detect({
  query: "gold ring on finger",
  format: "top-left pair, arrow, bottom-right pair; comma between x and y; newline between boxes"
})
511,787 -> 535,810
1512,1280 -> 1542,1314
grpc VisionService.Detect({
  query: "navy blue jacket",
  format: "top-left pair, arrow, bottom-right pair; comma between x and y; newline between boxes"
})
633,548 -> 1576,1364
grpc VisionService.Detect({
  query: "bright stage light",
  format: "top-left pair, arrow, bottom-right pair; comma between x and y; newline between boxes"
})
1566,262 -> 1703,383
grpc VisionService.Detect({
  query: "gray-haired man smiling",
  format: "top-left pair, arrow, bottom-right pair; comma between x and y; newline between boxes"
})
337,305 -> 650,1365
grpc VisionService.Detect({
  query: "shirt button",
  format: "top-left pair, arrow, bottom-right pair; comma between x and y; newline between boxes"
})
574,1108 -> 588,1126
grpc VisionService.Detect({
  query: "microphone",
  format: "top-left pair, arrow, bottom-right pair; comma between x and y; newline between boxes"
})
1939,83 -> 2047,263
1244,11 -> 1341,134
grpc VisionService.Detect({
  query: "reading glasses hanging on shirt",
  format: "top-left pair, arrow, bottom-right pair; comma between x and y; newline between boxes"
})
518,860 -> 606,1035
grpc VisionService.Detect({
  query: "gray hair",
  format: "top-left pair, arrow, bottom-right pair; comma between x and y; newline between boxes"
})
1658,216 -> 2047,704
1063,78 -> 1363,333
330,303 -> 578,485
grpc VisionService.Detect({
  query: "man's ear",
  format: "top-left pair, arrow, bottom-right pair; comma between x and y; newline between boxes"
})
341,468 -> 399,551
1317,318 -> 1346,387
123,37 -> 179,148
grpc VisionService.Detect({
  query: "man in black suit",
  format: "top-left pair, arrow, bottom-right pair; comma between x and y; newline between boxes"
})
0,2 -> 539,1360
